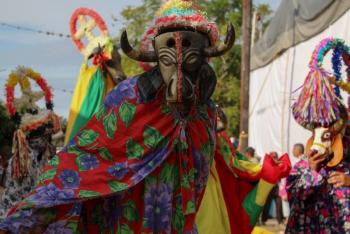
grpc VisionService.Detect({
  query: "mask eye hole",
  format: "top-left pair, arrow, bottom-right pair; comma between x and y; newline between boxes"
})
182,39 -> 191,48
167,38 -> 175,48
322,131 -> 332,141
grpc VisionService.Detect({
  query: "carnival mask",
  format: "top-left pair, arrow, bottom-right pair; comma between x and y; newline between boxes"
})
154,31 -> 210,103
306,105 -> 347,167
121,24 -> 235,106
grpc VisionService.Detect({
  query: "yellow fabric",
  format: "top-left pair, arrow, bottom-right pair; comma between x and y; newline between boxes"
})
251,226 -> 274,234
64,64 -> 98,144
235,159 -> 262,174
196,162 -> 231,234
255,180 -> 274,206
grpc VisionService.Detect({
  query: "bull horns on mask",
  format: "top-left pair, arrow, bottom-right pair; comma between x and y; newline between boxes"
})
120,23 -> 236,62
120,30 -> 157,62
203,23 -> 235,57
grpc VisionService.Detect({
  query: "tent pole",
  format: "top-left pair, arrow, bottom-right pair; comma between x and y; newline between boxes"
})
239,0 -> 252,152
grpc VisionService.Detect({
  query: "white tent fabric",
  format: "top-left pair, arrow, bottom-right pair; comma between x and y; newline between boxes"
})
251,0 -> 350,70
249,10 -> 350,158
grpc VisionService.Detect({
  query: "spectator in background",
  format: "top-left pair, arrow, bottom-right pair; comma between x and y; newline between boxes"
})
292,143 -> 305,161
245,147 -> 260,163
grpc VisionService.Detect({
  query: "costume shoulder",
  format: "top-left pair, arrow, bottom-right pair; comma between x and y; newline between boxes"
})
104,67 -> 163,109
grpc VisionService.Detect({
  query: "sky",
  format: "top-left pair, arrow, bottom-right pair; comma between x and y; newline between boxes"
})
0,0 -> 281,117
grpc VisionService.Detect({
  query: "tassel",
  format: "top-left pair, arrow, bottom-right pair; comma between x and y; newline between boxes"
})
293,38 -> 350,130
50,112 -> 62,133
11,129 -> 31,180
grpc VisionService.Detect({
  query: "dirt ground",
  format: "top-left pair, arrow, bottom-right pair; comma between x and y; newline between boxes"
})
254,219 -> 286,234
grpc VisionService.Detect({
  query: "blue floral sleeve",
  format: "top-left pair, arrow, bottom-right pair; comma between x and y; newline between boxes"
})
287,160 -> 325,201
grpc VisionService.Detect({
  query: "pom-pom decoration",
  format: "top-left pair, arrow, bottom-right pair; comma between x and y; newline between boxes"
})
332,45 -> 342,97
138,0 -> 219,71
5,66 -> 53,117
292,38 -> 350,129
70,7 -> 111,59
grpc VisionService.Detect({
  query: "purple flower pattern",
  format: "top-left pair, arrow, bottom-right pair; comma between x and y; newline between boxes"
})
44,220 -> 73,234
58,170 -> 81,189
104,78 -> 137,108
79,154 -> 100,171
192,149 -> 210,194
108,162 -> 130,180
286,159 -> 350,233
144,183 -> 173,233
29,183 -> 75,207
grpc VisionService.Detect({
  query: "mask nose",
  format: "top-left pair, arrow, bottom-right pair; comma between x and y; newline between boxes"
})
309,149 -> 318,157
166,75 -> 179,102
310,144 -> 326,155
166,73 -> 195,103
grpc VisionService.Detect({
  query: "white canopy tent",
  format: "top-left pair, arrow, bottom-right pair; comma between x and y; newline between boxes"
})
249,0 -> 350,158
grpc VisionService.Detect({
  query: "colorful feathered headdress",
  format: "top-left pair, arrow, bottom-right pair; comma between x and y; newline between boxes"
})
139,0 -> 219,71
292,38 -> 350,130
4,66 -> 60,180
70,7 -> 113,61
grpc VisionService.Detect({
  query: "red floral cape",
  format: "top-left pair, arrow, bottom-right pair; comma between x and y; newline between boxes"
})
0,76 -> 216,234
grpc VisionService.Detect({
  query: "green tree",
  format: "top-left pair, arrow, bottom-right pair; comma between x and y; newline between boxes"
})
119,0 -> 271,136
198,0 -> 242,135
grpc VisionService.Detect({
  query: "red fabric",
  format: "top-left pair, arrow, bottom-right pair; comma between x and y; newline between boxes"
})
215,132 -> 255,234
214,132 -> 291,234
1,77 -> 217,233
261,154 -> 291,184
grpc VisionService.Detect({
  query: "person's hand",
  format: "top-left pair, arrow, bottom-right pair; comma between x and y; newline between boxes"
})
307,152 -> 326,172
327,171 -> 350,188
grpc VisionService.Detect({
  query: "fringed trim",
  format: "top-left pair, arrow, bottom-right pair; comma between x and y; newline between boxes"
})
11,129 -> 31,180
292,38 -> 350,129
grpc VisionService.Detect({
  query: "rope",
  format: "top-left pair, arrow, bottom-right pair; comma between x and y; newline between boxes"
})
0,21 -> 70,39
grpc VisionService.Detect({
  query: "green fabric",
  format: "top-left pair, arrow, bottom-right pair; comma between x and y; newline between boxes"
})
242,187 -> 263,226
69,68 -> 105,141
236,151 -> 248,161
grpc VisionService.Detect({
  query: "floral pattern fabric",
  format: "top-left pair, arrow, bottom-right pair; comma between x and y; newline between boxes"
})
0,75 -> 217,234
286,159 -> 350,234
0,155 -> 39,220
0,136 -> 54,220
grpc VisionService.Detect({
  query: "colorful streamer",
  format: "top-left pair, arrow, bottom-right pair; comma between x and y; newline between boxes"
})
292,38 -> 350,129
